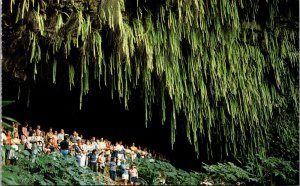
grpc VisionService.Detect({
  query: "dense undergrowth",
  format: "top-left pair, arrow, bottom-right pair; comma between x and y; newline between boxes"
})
134,156 -> 298,185
2,147 -> 298,185
2,149 -> 110,185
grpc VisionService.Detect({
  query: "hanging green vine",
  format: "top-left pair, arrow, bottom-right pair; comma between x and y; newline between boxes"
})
2,0 -> 298,159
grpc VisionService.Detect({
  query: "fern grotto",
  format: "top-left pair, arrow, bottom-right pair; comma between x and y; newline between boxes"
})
1,0 -> 299,185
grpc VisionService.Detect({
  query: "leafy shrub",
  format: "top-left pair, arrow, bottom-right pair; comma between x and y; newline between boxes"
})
132,158 -> 204,185
2,150 -> 108,185
245,154 -> 298,185
202,162 -> 258,184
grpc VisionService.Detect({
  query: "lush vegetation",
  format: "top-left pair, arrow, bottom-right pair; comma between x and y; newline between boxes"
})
2,148 -> 113,185
1,0 -> 299,184
245,154 -> 298,185
3,0 -> 299,159
135,157 -> 298,185
3,149 -> 298,185
2,143 -> 298,185
134,158 -> 204,185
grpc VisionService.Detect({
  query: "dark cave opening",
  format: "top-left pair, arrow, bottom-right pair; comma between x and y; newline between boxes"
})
2,71 -> 214,171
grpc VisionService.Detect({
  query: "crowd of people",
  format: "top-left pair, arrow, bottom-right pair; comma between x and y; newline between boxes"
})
1,121 -> 167,185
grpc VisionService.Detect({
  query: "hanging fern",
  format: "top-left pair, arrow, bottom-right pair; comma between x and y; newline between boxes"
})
2,0 -> 299,159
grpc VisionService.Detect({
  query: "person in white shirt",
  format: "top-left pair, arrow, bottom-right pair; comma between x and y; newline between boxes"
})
36,125 -> 42,136
96,139 -> 101,150
30,132 -> 42,162
76,140 -> 85,166
25,136 -> 32,150
77,133 -> 82,141
82,140 -> 89,167
8,141 -> 19,162
99,138 -> 106,152
87,140 -> 94,152
85,140 -> 94,166
91,137 -> 97,150
36,131 -> 45,152
30,132 -> 40,154
57,129 -> 65,143
117,141 -> 125,161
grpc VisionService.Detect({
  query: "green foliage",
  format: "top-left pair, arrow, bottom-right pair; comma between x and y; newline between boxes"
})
245,154 -> 298,185
2,145 -> 298,185
133,158 -> 204,185
2,150 -> 107,185
1,122 -> 14,131
134,157 -> 298,185
202,162 -> 258,184
201,157 -> 298,185
1,100 -> 15,107
253,90 -> 299,185
3,0 -> 299,158
267,92 -> 299,162
1,100 -> 17,131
